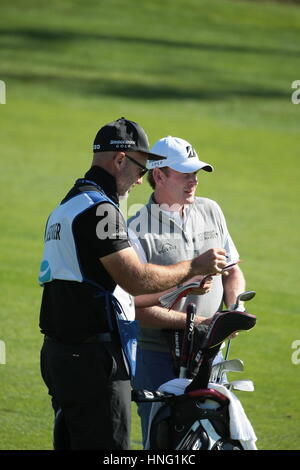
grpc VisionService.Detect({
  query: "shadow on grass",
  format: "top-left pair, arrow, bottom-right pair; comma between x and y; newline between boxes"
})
2,70 -> 289,101
0,27 -> 293,101
0,27 -> 299,58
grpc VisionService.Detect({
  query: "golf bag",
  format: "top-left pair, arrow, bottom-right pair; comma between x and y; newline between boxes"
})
132,307 -> 257,450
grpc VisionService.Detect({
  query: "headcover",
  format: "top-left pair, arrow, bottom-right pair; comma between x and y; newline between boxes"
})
164,310 -> 256,391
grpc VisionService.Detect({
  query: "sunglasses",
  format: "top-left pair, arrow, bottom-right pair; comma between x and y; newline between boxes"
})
125,154 -> 148,177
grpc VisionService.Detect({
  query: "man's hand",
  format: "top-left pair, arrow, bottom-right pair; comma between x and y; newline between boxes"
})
100,246 -> 227,297
228,331 -> 239,339
191,248 -> 227,276
187,275 -> 213,295
199,311 -> 239,339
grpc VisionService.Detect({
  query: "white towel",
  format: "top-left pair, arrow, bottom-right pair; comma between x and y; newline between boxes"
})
145,379 -> 190,450
207,382 -> 257,449
145,378 -> 257,450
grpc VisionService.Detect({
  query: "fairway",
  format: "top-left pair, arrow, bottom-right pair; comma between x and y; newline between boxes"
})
0,0 -> 300,451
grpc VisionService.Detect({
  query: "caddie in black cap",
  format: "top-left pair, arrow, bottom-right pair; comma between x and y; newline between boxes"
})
93,117 -> 163,161
39,113 -> 227,451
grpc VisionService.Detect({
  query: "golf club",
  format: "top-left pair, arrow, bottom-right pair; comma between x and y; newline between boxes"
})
211,358 -> 244,383
228,379 -> 254,392
179,303 -> 196,378
224,291 -> 256,360
234,291 -> 256,310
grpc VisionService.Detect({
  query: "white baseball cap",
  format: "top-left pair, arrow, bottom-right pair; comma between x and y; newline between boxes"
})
147,136 -> 214,173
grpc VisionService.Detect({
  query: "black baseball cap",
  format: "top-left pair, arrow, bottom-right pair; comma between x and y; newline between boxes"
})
93,117 -> 165,161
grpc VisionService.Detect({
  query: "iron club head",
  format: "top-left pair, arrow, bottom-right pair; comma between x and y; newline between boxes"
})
228,379 -> 254,392
211,359 -> 244,383
234,291 -> 256,309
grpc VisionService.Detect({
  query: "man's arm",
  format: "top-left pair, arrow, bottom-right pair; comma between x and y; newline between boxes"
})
100,246 -> 226,297
222,265 -> 246,309
134,275 -> 213,308
135,305 -> 211,330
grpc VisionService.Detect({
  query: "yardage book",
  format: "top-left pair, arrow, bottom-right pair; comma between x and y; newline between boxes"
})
159,260 -> 240,310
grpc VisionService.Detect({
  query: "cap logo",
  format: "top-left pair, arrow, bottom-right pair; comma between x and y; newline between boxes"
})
147,160 -> 165,168
94,144 -> 101,150
110,140 -> 136,145
186,146 -> 197,159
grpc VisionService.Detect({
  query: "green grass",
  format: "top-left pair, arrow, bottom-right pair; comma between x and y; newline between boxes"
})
0,0 -> 300,451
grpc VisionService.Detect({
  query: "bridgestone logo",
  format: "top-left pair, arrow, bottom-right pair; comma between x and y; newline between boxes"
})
186,145 -> 197,158
110,140 -> 135,145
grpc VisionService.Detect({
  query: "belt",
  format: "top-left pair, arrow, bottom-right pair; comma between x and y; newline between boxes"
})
44,333 -> 113,344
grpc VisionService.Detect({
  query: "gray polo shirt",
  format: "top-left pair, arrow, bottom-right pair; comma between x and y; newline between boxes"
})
128,195 -> 239,352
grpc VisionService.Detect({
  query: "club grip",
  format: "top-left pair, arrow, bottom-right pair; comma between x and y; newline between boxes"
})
179,303 -> 196,378
187,303 -> 197,318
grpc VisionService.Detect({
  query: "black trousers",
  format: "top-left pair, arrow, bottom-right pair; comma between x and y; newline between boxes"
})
40,338 -> 131,450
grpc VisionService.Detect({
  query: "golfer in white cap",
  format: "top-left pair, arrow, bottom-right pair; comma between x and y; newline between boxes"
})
128,136 -> 246,447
